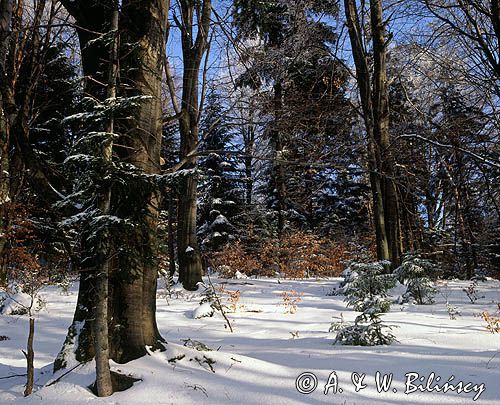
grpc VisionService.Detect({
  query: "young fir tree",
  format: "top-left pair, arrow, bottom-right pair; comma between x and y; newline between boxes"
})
394,253 -> 439,305
331,261 -> 397,346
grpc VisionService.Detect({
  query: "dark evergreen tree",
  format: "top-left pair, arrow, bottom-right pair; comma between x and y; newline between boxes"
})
198,89 -> 244,251
25,43 -> 79,169
234,0 -> 352,237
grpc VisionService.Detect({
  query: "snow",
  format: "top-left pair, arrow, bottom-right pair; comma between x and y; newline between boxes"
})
1,278 -> 500,404
0,292 -> 34,315
387,281 -> 408,304
234,271 -> 248,280
192,302 -> 214,319
212,215 -> 229,226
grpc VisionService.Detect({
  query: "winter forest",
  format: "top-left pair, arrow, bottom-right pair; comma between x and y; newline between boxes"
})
0,0 -> 499,403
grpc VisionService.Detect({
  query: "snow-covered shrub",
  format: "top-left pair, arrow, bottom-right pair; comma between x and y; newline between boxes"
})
331,261 -> 397,346
199,283 -> 222,312
330,313 -> 396,346
394,254 -> 439,305
343,261 -> 395,313
331,266 -> 359,296
193,302 -> 215,319
198,281 -> 234,331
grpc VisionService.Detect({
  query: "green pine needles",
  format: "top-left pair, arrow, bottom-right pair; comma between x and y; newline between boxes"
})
331,261 -> 397,346
394,253 -> 440,305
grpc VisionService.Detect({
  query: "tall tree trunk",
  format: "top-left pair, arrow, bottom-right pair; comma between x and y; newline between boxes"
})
108,0 -> 168,363
55,0 -> 168,369
94,4 -> 118,397
0,0 -> 15,284
177,85 -> 203,290
370,0 -> 402,267
271,81 -> 287,238
344,0 -> 390,262
176,0 -> 211,291
167,193 -> 177,278
345,0 -> 401,267
54,0 -> 112,370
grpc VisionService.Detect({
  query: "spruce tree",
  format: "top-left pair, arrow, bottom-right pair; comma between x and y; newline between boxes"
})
198,89 -> 243,251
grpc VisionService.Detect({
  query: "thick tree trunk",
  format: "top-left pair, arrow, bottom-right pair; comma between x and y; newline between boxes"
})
54,0 -> 111,370
55,0 -> 168,369
177,76 -> 203,289
108,0 -> 168,363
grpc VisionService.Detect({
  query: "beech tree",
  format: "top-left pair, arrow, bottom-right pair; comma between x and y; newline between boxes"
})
55,0 -> 169,368
344,0 -> 402,267
423,0 -> 500,88
167,0 -> 212,290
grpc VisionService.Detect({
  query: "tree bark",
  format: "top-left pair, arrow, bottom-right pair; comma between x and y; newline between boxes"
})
55,0 -> 168,369
370,0 -> 402,267
344,0 -> 401,267
176,0 -> 212,291
94,4 -> 118,397
23,317 -> 34,397
0,0 -> 15,284
167,193 -> 177,278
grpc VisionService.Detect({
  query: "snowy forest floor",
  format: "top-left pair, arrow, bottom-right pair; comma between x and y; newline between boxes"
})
1,277 -> 499,404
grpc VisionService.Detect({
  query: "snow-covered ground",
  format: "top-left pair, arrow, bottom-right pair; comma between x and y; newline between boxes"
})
1,277 -> 499,404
